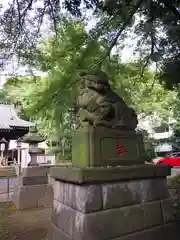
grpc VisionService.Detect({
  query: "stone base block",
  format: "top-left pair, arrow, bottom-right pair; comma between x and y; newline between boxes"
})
48,167 -> 179,240
13,184 -> 53,210
48,222 -> 180,240
19,166 -> 49,186
48,223 -> 71,240
22,166 -> 49,177
161,222 -> 180,240
72,126 -> 145,167
18,175 -> 48,186
53,178 -> 169,213
113,222 -> 180,240
50,165 -> 171,184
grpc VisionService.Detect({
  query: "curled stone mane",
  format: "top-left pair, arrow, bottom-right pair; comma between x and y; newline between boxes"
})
76,70 -> 138,131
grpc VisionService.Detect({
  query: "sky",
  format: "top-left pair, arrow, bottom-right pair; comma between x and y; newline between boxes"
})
0,0 -> 138,88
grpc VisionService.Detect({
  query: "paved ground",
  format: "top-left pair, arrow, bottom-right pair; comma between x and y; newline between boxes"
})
0,204 -> 51,240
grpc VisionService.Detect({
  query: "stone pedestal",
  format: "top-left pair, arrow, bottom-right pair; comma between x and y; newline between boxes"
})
48,165 -> 180,240
72,126 -> 145,167
28,145 -> 44,166
28,153 -> 39,166
13,166 -> 53,210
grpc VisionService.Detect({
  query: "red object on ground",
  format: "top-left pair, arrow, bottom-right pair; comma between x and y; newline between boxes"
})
156,152 -> 180,166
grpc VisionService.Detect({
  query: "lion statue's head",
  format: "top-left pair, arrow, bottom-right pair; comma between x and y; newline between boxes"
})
79,70 -> 110,94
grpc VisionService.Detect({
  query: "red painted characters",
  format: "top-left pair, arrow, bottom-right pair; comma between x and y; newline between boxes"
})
115,138 -> 128,158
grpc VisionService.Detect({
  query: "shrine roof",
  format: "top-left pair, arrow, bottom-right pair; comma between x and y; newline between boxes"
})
0,103 -> 34,131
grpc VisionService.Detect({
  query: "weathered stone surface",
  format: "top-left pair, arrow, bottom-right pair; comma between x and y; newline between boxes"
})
53,177 -> 169,213
53,181 -> 65,202
112,223 -> 180,240
51,200 -> 76,238
112,226 -> 162,240
161,222 -> 180,240
73,201 -> 162,240
53,181 -> 102,213
73,73 -> 142,167
38,184 -> 53,207
50,165 -> 171,184
18,176 -> 48,186
48,217 -> 180,240
161,198 -> 177,223
102,178 -> 168,209
48,168 -> 177,240
48,223 -> 71,240
13,184 -> 53,209
138,178 -> 169,202
22,166 -> 48,177
72,126 -> 145,167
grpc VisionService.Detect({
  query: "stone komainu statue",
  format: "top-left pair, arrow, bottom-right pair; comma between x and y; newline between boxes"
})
75,71 -> 138,131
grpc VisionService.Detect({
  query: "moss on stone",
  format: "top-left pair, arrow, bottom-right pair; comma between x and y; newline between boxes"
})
50,165 -> 171,184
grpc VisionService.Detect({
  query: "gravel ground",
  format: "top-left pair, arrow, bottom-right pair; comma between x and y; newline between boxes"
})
0,204 -> 51,240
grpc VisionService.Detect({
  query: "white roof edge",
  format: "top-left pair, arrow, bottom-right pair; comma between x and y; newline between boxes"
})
0,104 -> 34,128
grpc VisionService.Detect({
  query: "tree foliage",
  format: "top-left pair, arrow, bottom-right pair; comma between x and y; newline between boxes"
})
1,1 -> 180,88
3,19 -> 177,142
0,89 -> 7,102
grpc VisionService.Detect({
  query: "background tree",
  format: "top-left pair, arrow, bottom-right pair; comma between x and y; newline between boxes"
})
136,128 -> 156,161
0,89 -> 7,102
2,19 -> 177,159
1,0 -> 180,89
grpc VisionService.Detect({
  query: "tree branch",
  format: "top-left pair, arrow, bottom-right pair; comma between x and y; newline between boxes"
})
161,0 -> 180,19
92,0 -> 145,67
47,0 -> 59,38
